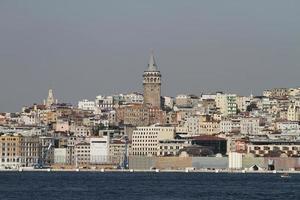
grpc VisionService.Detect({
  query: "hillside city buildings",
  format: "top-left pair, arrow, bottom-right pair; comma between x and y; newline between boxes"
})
1,52 -> 300,171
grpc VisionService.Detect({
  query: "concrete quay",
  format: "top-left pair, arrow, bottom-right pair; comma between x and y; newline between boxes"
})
1,167 -> 300,174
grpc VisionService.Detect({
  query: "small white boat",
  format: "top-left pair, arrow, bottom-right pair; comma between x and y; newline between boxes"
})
280,173 -> 291,178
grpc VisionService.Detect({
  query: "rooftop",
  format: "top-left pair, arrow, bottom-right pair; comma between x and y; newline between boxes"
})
190,135 -> 226,141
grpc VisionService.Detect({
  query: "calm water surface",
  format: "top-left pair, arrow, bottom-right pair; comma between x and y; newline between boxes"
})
0,172 -> 299,200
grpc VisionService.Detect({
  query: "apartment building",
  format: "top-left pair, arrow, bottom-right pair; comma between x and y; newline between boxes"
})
240,117 -> 261,135
215,93 -> 237,116
20,136 -> 40,167
0,134 -> 21,168
75,142 -> 90,165
132,126 -> 175,156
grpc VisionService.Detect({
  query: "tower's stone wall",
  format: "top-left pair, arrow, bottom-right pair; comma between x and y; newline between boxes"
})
143,71 -> 161,108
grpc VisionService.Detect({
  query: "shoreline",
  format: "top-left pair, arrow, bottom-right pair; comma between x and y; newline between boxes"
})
1,168 -> 300,174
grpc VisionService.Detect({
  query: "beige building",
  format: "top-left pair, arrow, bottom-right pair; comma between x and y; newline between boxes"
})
215,93 -> 237,116
199,121 -> 220,135
109,139 -> 132,164
0,135 -> 48,168
266,88 -> 289,98
175,95 -> 193,108
0,115 -> 6,125
117,103 -> 165,126
75,142 -> 90,165
55,120 -> 70,132
70,125 -> 92,137
165,112 -> 178,125
40,110 -> 57,125
132,126 -> 175,156
287,104 -> 300,121
288,88 -> 300,96
109,140 -> 131,157
0,134 -> 21,168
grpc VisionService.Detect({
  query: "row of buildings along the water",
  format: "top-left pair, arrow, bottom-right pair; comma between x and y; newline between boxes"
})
1,52 -> 300,170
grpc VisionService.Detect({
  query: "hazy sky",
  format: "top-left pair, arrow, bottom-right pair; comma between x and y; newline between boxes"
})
0,0 -> 299,112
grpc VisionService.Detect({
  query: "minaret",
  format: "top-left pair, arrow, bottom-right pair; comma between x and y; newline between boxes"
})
143,51 -> 161,108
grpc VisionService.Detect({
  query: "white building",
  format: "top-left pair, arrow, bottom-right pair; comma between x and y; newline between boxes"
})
276,121 -> 299,131
228,152 -> 242,169
20,112 -> 39,126
220,120 -> 233,133
220,118 -> 241,133
78,99 -> 95,111
90,137 -> 109,164
185,116 -> 200,135
240,118 -> 260,135
163,96 -> 174,109
236,96 -> 251,112
201,94 -> 216,100
95,95 -> 114,110
123,93 -> 144,104
54,148 -> 67,164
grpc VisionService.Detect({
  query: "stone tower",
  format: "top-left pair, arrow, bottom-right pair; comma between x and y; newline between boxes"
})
143,51 -> 161,108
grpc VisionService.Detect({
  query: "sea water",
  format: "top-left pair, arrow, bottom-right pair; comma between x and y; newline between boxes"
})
0,172 -> 299,200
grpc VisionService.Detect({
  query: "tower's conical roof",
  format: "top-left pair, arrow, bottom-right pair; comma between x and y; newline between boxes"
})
147,50 -> 158,71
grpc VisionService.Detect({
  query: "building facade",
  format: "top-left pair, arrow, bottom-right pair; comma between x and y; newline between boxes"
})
132,126 -> 175,156
90,137 -> 109,164
0,134 -> 21,168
